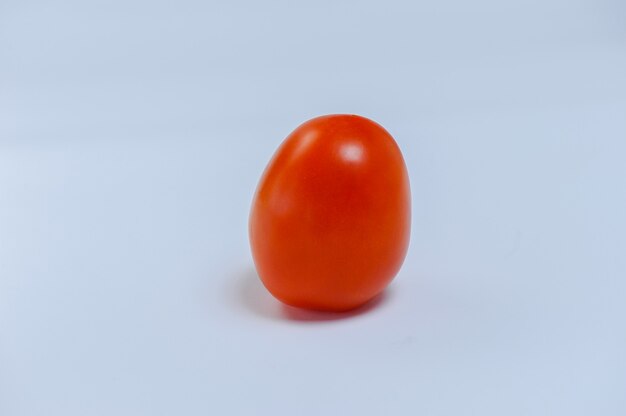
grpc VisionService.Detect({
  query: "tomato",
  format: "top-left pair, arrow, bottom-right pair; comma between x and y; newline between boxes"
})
249,114 -> 411,312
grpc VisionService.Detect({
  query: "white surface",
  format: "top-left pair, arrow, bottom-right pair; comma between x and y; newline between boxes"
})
2,1 -> 626,414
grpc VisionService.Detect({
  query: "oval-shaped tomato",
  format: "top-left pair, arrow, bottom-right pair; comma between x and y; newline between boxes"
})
249,114 -> 411,312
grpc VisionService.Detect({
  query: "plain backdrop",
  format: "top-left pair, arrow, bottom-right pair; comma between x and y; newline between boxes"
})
1,0 -> 626,415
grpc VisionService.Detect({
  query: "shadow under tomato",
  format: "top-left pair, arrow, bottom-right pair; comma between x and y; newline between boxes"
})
235,266 -> 391,322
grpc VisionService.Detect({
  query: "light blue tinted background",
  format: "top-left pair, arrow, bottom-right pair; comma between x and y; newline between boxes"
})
1,0 -> 626,414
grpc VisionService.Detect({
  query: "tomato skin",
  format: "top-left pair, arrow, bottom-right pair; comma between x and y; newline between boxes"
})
249,115 -> 411,312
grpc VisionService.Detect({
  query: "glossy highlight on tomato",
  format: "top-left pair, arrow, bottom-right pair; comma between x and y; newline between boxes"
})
249,114 -> 411,312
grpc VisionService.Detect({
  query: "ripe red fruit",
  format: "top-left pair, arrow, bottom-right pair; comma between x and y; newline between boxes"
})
249,114 -> 411,311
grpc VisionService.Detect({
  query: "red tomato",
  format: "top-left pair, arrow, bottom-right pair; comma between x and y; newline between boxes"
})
249,115 -> 411,312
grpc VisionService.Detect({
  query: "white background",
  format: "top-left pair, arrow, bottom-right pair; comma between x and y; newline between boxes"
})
1,0 -> 626,414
